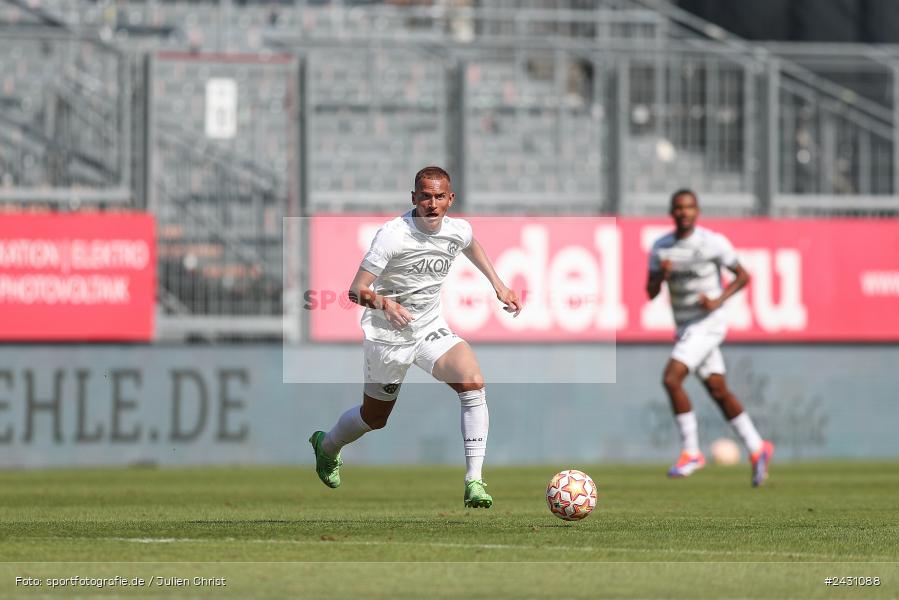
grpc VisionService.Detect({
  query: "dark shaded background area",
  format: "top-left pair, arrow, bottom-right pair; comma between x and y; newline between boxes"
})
677,0 -> 899,43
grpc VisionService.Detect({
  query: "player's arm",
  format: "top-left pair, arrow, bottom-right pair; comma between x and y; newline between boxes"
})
698,263 -> 750,311
646,260 -> 673,300
462,237 -> 522,316
348,267 -> 413,329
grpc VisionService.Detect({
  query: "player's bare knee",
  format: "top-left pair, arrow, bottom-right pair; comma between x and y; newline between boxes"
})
458,386 -> 486,407
361,405 -> 392,430
365,415 -> 390,430
461,372 -> 484,391
663,372 -> 683,392
709,387 -> 729,404
704,378 -> 729,403
361,393 -> 395,429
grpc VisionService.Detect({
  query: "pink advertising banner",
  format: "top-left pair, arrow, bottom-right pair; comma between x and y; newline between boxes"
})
0,213 -> 156,341
307,216 -> 899,342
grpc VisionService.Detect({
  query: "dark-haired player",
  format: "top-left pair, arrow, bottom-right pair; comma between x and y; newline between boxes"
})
647,189 -> 774,486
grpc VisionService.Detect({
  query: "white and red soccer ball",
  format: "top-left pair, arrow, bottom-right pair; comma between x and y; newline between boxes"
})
546,469 -> 597,521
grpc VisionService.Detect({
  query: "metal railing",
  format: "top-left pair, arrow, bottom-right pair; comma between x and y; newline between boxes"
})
630,0 -> 899,213
146,52 -> 296,340
0,28 -> 131,203
3,0 -> 899,340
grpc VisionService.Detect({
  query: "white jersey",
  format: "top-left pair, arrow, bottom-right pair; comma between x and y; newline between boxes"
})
649,226 -> 739,326
359,209 -> 473,345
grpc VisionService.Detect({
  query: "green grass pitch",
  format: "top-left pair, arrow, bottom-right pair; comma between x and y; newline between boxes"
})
1,462 -> 897,598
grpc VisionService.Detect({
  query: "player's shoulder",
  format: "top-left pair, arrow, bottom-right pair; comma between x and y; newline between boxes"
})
651,230 -> 677,250
371,213 -> 412,246
383,211 -> 411,230
442,214 -> 472,237
384,211 -> 420,235
696,225 -> 732,247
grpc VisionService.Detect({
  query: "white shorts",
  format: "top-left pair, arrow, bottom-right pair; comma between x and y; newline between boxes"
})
671,315 -> 727,380
363,316 -> 465,401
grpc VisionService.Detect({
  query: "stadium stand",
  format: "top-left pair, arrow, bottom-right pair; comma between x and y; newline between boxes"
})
0,29 -> 127,197
305,47 -> 448,212
2,0 -> 898,338
148,52 -> 294,336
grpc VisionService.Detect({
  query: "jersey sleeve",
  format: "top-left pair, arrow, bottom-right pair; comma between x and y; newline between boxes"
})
460,219 -> 473,249
359,225 -> 401,276
713,233 -> 739,268
648,242 -> 662,273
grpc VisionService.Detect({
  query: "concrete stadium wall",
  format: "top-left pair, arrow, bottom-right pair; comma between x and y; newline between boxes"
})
0,344 -> 895,468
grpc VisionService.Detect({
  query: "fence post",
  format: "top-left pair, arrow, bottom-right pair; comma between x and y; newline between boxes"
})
893,64 -> 899,195
758,56 -> 779,216
607,55 -> 628,215
297,55 -> 308,217
447,59 -> 467,210
145,52 -> 157,215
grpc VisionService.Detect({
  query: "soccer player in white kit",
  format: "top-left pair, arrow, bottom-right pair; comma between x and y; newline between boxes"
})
309,166 -> 521,507
647,189 -> 774,487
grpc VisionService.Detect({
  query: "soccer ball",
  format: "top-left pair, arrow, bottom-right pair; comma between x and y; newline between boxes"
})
545,469 -> 597,521
710,437 -> 741,465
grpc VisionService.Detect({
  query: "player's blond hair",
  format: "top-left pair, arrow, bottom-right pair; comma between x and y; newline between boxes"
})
414,166 -> 451,190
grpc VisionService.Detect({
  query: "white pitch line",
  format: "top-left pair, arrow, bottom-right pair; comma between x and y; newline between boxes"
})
95,537 -> 894,562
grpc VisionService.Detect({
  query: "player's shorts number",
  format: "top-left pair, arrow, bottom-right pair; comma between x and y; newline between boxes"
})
424,327 -> 452,342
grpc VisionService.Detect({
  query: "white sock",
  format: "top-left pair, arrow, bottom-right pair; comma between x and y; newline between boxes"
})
675,411 -> 700,455
729,412 -> 763,454
459,388 -> 488,483
322,405 -> 371,457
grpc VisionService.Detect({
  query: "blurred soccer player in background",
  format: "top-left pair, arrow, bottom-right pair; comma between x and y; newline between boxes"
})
647,189 -> 774,486
309,166 -> 521,507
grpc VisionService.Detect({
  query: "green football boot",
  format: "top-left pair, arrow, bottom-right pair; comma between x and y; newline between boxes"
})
463,479 -> 493,508
308,431 -> 342,488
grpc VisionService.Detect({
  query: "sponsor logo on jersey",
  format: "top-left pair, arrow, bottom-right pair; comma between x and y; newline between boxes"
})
447,241 -> 460,255
408,257 -> 451,275
669,269 -> 703,282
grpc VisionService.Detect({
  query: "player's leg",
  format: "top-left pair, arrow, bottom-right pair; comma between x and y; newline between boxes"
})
360,393 -> 397,430
700,356 -> 774,486
663,358 -> 705,477
416,325 -> 491,508
665,320 -> 719,478
663,358 -> 693,414
431,341 -> 492,508
321,393 -> 396,457
309,341 -> 410,488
